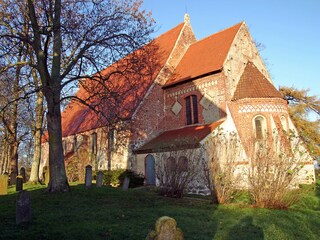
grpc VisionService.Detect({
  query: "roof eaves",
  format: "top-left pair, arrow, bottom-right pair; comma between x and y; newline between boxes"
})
134,143 -> 200,154
162,68 -> 222,89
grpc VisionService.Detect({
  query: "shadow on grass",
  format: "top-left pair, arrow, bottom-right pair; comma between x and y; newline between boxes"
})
226,216 -> 264,240
0,183 -> 220,239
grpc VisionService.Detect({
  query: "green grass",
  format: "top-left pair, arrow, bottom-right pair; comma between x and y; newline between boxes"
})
0,183 -> 319,240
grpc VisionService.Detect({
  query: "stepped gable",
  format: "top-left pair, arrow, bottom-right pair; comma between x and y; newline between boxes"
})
232,62 -> 284,100
135,120 -> 224,153
163,22 -> 243,88
57,22 -> 185,139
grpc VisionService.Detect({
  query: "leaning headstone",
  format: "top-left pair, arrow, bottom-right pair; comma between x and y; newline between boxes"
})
146,216 -> 184,240
16,190 -> 32,224
0,174 -> 9,195
16,176 -> 23,191
122,177 -> 130,191
96,171 -> 104,187
20,167 -> 27,183
85,165 -> 92,188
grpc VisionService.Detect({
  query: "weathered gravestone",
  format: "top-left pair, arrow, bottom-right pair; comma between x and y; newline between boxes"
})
122,177 -> 130,191
146,216 -> 184,240
16,176 -> 23,191
96,171 -> 104,187
85,165 -> 92,188
0,174 -> 9,195
20,167 -> 27,183
16,190 -> 32,224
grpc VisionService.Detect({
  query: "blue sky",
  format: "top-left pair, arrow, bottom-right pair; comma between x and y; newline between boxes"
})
142,0 -> 320,98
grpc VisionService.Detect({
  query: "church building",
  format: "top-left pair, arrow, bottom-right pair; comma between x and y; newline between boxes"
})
40,15 -> 315,194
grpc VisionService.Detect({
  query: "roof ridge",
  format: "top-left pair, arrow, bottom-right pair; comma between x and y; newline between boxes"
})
152,22 -> 184,40
192,21 -> 244,46
164,21 -> 243,88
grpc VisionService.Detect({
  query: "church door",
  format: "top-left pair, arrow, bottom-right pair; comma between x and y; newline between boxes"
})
145,154 -> 156,185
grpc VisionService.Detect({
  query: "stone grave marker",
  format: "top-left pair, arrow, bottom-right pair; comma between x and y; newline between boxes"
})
0,174 -> 9,195
146,216 -> 184,240
16,190 -> 32,224
20,167 -> 27,183
85,165 -> 92,188
16,176 -> 23,191
96,171 -> 104,187
122,177 -> 130,191
10,171 -> 17,185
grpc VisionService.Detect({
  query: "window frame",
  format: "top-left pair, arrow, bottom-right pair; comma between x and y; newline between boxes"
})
253,115 -> 267,140
185,95 -> 199,125
91,132 -> 97,154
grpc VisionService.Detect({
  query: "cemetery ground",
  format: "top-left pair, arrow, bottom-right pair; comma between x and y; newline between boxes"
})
0,182 -> 319,240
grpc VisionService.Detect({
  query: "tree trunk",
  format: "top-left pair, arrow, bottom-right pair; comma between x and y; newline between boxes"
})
9,141 -> 19,185
27,0 -> 69,192
29,92 -> 44,183
29,68 -> 44,184
8,53 -> 21,185
45,89 -> 70,192
0,139 -> 9,174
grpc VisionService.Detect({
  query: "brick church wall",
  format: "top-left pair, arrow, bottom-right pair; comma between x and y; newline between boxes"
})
164,73 -> 228,130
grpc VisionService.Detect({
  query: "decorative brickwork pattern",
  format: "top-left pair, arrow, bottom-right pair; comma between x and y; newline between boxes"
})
238,103 -> 287,113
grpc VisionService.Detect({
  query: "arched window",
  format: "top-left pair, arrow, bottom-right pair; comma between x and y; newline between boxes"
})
254,116 -> 266,140
186,95 -> 198,125
91,132 -> 97,154
177,156 -> 188,172
166,157 -> 176,172
280,116 -> 287,132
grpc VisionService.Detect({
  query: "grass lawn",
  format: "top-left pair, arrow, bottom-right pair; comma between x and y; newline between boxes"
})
0,183 -> 319,240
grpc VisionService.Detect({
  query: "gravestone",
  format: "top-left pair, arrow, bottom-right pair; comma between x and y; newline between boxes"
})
16,190 -> 32,224
20,167 -> 27,183
85,165 -> 92,188
96,171 -> 104,187
16,176 -> 23,191
122,177 -> 130,191
0,174 -> 9,195
146,216 -> 184,240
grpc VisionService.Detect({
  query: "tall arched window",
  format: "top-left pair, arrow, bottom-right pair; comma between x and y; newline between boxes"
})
280,116 -> 288,132
166,157 -> 176,172
178,156 -> 188,172
254,116 -> 266,140
186,95 -> 198,125
91,132 -> 97,154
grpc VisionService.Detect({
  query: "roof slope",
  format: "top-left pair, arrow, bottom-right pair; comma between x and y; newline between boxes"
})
232,62 -> 283,100
135,120 -> 224,153
163,22 -> 243,88
59,23 -> 185,138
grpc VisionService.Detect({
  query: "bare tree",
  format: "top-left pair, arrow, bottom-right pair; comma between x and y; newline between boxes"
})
155,147 -> 202,198
0,0 -> 154,192
247,134 -> 313,209
203,131 -> 244,204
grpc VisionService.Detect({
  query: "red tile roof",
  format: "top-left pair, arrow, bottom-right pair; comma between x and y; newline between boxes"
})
56,23 -> 185,139
163,22 -> 243,88
135,120 -> 224,153
232,62 -> 284,100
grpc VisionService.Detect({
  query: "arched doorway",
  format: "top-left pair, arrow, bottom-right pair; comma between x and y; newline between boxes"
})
145,154 -> 156,185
